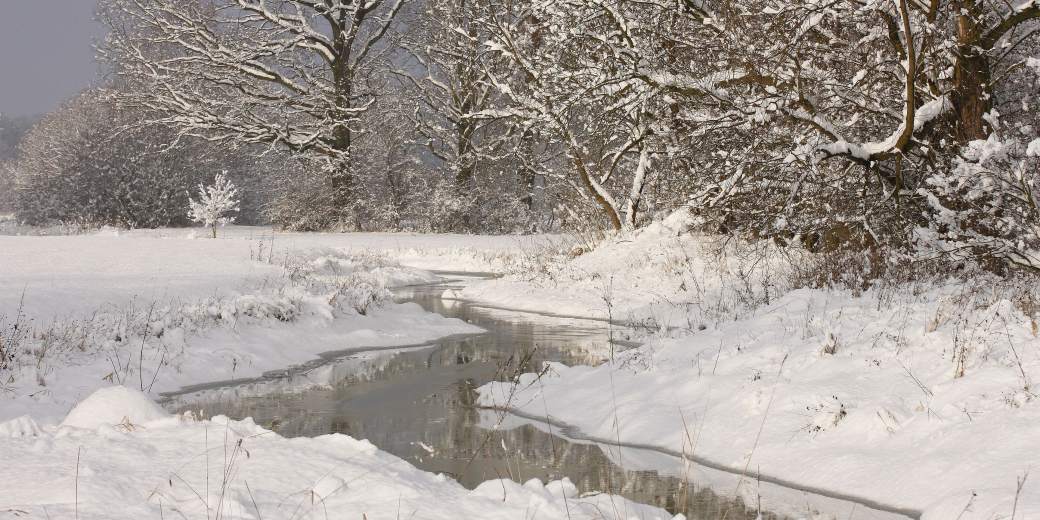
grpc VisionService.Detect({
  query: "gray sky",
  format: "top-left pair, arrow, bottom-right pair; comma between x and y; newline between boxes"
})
0,1 -> 106,117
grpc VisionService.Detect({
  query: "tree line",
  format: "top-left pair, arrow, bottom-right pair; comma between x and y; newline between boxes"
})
3,0 -> 1040,270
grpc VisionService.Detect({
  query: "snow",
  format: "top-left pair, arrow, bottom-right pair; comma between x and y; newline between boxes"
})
0,392 -> 679,520
1027,137 -> 1040,157
0,228 -> 512,424
0,227 -> 559,320
6,222 -> 1039,519
0,234 -> 281,320
819,97 -> 950,160
465,212 -> 1040,519
458,210 -> 734,327
0,228 -> 684,520
60,386 -> 169,430
0,415 -> 43,438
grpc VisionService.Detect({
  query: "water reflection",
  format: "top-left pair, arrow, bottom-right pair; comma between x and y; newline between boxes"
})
168,280 -> 895,520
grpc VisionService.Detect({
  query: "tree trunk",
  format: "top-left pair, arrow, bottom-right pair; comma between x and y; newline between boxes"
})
453,14 -> 479,232
330,22 -> 358,229
571,152 -> 623,231
952,2 -> 993,142
327,154 -> 356,226
952,53 -> 992,142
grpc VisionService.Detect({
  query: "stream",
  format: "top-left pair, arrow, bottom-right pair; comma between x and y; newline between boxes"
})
163,275 -> 913,520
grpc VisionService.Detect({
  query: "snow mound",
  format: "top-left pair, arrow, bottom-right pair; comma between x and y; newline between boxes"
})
1,412 -> 680,520
60,386 -> 169,430
0,415 -> 43,437
473,478 -> 680,520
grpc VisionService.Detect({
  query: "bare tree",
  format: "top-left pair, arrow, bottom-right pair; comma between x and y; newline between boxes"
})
99,0 -> 408,228
397,0 -> 536,231
479,1 -> 704,231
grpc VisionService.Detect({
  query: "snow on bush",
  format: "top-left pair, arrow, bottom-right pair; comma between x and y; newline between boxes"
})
0,310 -> 29,370
921,133 -> 1040,269
329,273 -> 391,315
462,210 -> 798,329
293,248 -> 441,284
187,171 -> 240,238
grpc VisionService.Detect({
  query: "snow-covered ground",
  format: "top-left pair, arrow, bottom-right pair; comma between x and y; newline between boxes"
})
0,227 -> 683,520
0,230 -> 497,423
0,225 -> 565,320
5,221 -> 1038,520
0,227 -> 687,520
0,386 -> 677,520
456,212 -> 778,329
467,214 -> 1040,519
0,225 -> 558,420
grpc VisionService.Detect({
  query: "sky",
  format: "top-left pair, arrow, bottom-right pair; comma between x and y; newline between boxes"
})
0,1 -> 106,117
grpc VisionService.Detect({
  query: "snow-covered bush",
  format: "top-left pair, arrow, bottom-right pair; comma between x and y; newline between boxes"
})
187,172 -> 240,238
0,114 -> 34,214
0,163 -> 15,214
920,134 -> 1040,270
0,312 -> 30,371
330,273 -> 392,316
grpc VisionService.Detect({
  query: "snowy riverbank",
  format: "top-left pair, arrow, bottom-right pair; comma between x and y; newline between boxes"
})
0,229 -> 685,520
0,386 -> 677,520
468,214 -> 1040,519
0,232 -> 490,423
5,223 -> 1037,519
0,226 -> 573,422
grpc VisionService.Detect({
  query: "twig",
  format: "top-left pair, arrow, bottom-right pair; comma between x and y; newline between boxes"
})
75,446 -> 82,520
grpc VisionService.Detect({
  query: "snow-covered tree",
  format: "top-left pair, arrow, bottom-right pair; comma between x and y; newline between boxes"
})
84,0 -> 1040,269
478,2 -> 666,231
99,0 -> 408,228
188,173 -> 240,238
605,0 -> 1040,267
397,0 -> 514,231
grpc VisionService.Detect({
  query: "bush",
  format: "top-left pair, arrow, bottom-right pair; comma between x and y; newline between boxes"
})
11,90 -> 270,229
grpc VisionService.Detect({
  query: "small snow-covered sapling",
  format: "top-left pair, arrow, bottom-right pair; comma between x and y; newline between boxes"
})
187,172 -> 240,238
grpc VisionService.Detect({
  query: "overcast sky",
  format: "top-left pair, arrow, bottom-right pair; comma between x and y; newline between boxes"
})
0,1 -> 106,117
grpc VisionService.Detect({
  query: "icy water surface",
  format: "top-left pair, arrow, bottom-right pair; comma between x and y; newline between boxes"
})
165,277 -> 910,520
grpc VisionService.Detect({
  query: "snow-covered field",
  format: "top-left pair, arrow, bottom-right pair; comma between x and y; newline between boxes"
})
466,215 -> 1040,519
1,228 -> 527,423
0,225 -> 565,320
0,227 -> 683,520
4,221 -> 1038,520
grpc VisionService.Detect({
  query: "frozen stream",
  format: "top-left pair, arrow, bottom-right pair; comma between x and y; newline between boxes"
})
163,275 -> 914,520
